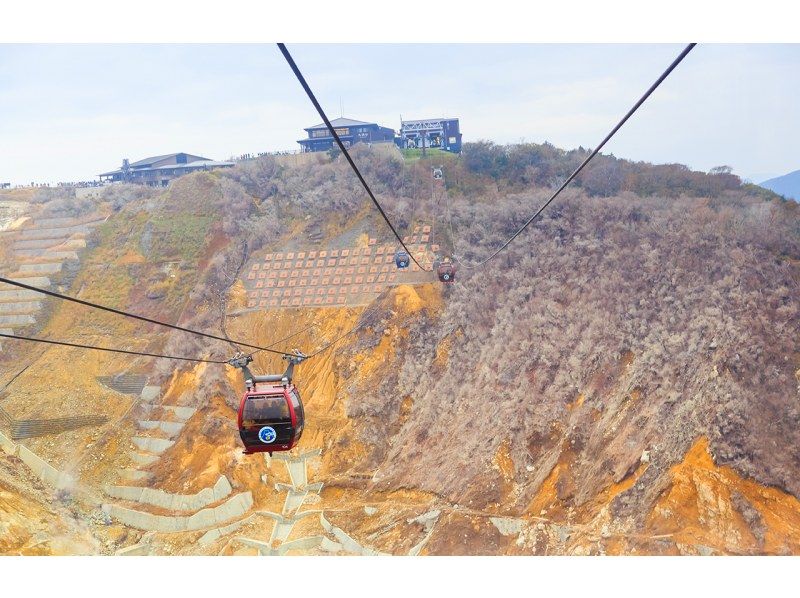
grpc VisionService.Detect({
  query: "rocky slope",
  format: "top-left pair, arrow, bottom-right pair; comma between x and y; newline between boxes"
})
0,145 -> 798,555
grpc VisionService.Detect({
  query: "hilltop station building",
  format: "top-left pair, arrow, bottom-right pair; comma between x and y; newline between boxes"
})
98,153 -> 234,187
297,116 -> 462,154
397,118 -> 462,153
297,118 -> 396,153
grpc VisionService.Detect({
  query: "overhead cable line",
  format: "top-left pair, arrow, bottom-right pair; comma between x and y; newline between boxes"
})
277,43 -> 431,272
304,302 -> 386,359
0,333 -> 227,364
0,276 -> 294,357
246,322 -> 317,358
457,43 -> 697,269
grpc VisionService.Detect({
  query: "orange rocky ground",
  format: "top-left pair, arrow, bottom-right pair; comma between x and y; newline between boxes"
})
4,276 -> 800,555
3,265 -> 800,555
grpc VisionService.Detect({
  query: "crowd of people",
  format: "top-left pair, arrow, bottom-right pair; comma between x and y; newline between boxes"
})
230,149 -> 300,161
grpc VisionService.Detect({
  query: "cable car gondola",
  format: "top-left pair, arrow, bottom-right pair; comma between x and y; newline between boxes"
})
394,249 -> 410,269
229,351 -> 306,455
436,257 -> 456,283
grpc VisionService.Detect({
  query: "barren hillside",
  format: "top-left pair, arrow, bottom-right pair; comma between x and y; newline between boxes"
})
1,143 -> 798,555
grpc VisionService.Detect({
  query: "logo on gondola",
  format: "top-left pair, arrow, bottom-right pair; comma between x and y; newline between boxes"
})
258,426 -> 277,444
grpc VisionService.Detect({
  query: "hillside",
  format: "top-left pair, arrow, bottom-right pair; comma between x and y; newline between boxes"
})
0,143 -> 798,556
760,169 -> 800,201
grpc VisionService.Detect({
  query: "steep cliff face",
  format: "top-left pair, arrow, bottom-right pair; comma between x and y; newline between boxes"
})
1,149 -> 798,555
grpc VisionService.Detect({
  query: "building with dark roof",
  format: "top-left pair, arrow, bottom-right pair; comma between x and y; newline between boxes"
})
98,152 -> 234,186
397,118 -> 462,153
298,117 -> 396,153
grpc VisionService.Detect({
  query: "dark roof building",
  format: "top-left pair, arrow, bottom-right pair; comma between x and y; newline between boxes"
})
298,117 -> 395,153
398,118 -> 462,153
98,152 -> 234,186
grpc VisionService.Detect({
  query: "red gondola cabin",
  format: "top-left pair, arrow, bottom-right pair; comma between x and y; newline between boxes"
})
436,258 -> 456,283
229,352 -> 306,455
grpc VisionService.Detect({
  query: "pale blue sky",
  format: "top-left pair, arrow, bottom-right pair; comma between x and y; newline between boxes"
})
1,44 -> 798,185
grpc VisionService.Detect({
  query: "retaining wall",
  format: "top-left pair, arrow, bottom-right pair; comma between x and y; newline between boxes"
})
0,290 -> 41,302
18,263 -> 63,274
129,452 -> 158,466
0,314 -> 35,326
320,512 -> 386,556
18,225 -> 90,238
103,491 -> 253,532
115,544 -> 151,556
105,475 -> 232,512
13,238 -> 67,250
131,436 -> 174,454
0,302 -> 41,315
161,406 -> 195,420
137,420 -> 184,436
140,386 -> 161,403
199,515 -> 255,546
18,445 -> 74,489
5,276 -> 51,288
13,250 -> 78,260
0,430 -> 18,455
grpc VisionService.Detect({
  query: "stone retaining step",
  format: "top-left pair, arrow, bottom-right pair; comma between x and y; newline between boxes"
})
13,250 -> 78,260
320,512 -> 387,556
104,475 -> 232,512
0,276 -> 51,289
140,386 -> 160,403
19,239 -> 86,252
17,445 -> 75,490
0,314 -> 35,326
234,535 -> 324,556
0,301 -> 41,315
199,515 -> 255,546
18,263 -> 63,274
275,483 -> 324,516
13,238 -> 69,251
115,544 -> 151,556
161,406 -> 196,421
18,225 -> 90,238
129,452 -> 159,466
132,436 -> 174,454
29,216 -> 87,228
103,491 -> 254,533
4,271 -> 54,280
136,420 -> 185,437
0,289 -> 42,303
12,231 -> 71,243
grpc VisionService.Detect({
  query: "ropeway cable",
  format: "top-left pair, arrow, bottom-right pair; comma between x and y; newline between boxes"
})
0,332 -> 227,364
0,275 -> 295,357
277,43 -> 431,272
455,43 -> 697,269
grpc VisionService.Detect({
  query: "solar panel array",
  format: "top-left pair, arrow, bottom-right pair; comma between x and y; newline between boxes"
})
243,226 -> 438,309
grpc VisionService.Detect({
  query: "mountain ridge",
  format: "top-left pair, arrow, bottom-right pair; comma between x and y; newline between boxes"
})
760,169 -> 800,201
